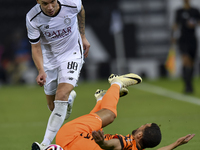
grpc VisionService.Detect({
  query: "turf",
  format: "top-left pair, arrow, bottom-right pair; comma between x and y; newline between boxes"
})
0,77 -> 200,149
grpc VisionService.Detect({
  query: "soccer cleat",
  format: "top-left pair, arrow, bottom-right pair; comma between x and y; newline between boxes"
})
108,73 -> 142,88
94,89 -> 107,100
31,142 -> 48,150
65,90 -> 76,120
119,88 -> 129,97
94,88 -> 129,100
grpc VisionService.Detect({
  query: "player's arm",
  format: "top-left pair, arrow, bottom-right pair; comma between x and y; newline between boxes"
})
77,5 -> 85,37
31,42 -> 46,87
77,5 -> 90,58
92,130 -> 122,150
157,134 -> 195,150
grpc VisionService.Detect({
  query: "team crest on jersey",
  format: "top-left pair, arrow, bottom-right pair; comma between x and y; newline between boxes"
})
44,25 -> 49,29
64,18 -> 71,26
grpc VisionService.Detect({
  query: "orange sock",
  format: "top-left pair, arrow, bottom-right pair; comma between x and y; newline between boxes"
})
100,84 -> 120,117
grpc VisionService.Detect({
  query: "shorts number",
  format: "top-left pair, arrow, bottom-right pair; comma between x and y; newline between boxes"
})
67,61 -> 78,70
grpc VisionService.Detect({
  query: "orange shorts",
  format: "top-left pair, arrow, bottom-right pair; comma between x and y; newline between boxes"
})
56,113 -> 102,150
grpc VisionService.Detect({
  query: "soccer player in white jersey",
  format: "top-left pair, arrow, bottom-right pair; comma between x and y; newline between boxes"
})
26,0 -> 90,149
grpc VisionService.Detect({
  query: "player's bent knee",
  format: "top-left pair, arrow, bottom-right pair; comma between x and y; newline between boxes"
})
102,112 -> 116,127
96,109 -> 116,127
108,112 -> 116,123
55,89 -> 71,101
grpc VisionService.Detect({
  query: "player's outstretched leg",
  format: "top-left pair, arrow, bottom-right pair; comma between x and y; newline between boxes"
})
94,88 -> 129,101
108,73 -> 142,88
65,90 -> 76,120
90,88 -> 128,114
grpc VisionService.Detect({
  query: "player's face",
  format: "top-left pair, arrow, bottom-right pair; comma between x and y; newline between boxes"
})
37,0 -> 59,16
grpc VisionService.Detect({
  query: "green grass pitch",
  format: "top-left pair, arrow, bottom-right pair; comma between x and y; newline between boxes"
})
0,77 -> 200,149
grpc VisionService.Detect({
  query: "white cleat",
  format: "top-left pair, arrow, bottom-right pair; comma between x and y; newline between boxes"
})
94,89 -> 107,101
65,90 -> 76,120
31,142 -> 48,150
94,88 -> 129,101
108,73 -> 142,88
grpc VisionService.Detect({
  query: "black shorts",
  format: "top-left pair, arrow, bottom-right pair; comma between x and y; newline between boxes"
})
178,37 -> 197,59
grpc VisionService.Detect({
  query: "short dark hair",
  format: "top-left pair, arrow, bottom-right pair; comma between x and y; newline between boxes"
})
139,123 -> 162,149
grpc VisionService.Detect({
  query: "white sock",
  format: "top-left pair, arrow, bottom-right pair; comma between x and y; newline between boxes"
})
97,97 -> 103,102
111,82 -> 122,89
41,100 -> 68,145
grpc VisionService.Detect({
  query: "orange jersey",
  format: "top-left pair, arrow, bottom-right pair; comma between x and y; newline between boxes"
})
56,113 -> 143,150
58,131 -> 142,150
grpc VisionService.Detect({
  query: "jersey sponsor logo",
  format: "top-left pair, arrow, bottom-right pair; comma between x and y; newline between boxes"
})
67,61 -> 78,70
44,27 -> 71,39
44,25 -> 49,29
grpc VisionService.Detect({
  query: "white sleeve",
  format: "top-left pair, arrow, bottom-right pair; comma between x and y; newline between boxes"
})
74,0 -> 82,12
26,14 -> 40,44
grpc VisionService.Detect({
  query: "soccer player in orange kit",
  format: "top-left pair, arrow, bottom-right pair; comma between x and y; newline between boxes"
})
56,73 -> 195,150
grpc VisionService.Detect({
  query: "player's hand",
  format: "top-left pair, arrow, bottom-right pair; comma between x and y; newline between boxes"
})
157,134 -> 195,150
36,70 -> 47,87
92,130 -> 105,146
175,134 -> 195,146
81,36 -> 90,58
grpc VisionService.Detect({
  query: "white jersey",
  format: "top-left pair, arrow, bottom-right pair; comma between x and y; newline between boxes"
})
26,0 -> 84,71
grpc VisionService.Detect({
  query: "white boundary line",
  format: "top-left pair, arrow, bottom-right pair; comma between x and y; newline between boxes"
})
132,83 -> 200,106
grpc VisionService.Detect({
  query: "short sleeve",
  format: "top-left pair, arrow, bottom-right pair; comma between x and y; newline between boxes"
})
26,14 -> 40,44
73,0 -> 82,12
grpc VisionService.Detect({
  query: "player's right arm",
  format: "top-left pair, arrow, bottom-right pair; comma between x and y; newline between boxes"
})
31,42 -> 46,87
92,130 -> 121,150
26,10 -> 46,86
157,134 -> 195,150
